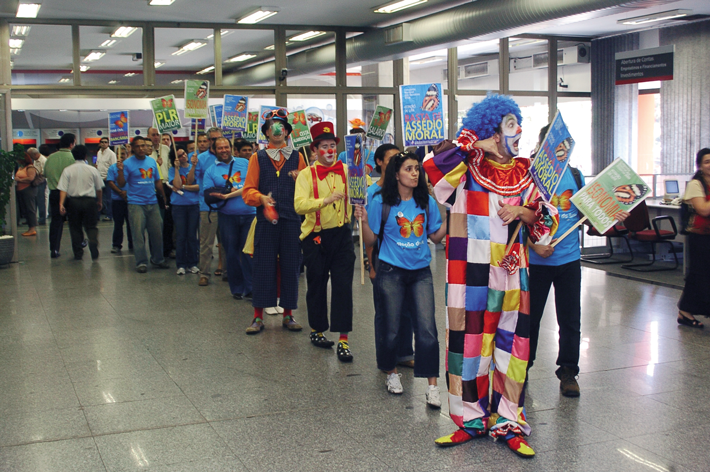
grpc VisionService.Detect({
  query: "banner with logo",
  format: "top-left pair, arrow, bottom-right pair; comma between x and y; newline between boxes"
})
569,158 -> 650,234
189,119 -> 207,137
244,111 -> 259,141
530,110 -> 575,202
345,134 -> 367,206
257,105 -> 285,145
108,111 -> 129,146
184,80 -> 209,119
151,95 -> 182,133
223,95 -> 248,132
399,83 -> 445,147
288,109 -> 313,148
366,105 -> 393,141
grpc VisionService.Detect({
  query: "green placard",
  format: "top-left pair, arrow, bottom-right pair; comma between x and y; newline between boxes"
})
366,105 -> 393,140
288,109 -> 313,148
150,95 -> 182,133
184,80 -> 209,119
569,158 -> 650,234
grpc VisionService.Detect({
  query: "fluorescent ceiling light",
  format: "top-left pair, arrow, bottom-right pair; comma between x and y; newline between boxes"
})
374,0 -> 427,14
10,48 -> 21,55
108,80 -> 119,84
11,25 -> 31,36
237,7 -> 279,24
290,31 -> 326,42
100,39 -> 118,48
83,50 -> 106,62
264,44 -> 275,50
111,26 -> 137,38
80,65 -> 90,72
618,9 -> 692,25
154,61 -> 165,68
197,66 -> 215,74
9,38 -> 24,48
410,56 -> 445,65
148,0 -> 175,5
172,40 -> 207,56
16,3 -> 41,18
171,79 -> 184,84
124,72 -> 136,77
58,77 -> 72,83
226,53 -> 257,63
205,30 -> 232,40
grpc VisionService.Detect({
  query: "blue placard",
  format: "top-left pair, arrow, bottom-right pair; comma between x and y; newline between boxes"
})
345,134 -> 367,206
530,110 -> 575,202
209,105 -> 222,128
223,95 -> 248,132
399,83 -> 445,147
108,111 -> 129,145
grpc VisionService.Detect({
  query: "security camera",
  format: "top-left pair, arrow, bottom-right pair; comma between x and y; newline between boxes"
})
132,53 -> 143,61
279,68 -> 288,81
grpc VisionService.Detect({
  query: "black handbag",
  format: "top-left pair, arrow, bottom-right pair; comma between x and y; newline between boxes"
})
203,160 -> 234,211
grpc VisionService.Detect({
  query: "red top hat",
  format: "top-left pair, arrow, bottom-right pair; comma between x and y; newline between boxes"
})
310,121 -> 339,150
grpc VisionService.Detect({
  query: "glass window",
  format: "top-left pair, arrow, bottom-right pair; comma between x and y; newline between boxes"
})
286,31 -> 335,87
346,93 -> 397,173
457,39 -> 500,92
455,95 -> 486,134
154,27 -> 214,87
408,48 -> 448,90
509,38 -> 548,92
557,41 -> 591,93
514,96 -> 549,159
10,24 -> 74,85
558,97 -> 592,176
79,26 -> 143,86
347,60 -> 394,88
220,28 -> 275,87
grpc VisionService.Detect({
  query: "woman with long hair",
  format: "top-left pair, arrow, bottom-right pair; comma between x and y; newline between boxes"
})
355,151 -> 446,407
15,153 -> 39,237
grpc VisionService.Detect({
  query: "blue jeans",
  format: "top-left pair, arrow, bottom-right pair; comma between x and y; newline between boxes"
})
128,203 -> 164,267
102,180 -> 112,218
219,213 -> 255,296
172,204 -> 199,269
375,262 -> 439,378
371,277 -> 414,362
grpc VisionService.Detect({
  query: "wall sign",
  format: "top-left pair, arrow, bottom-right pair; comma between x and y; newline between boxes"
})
615,45 -> 674,85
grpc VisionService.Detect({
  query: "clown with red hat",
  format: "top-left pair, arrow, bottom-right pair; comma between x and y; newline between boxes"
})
295,122 -> 356,362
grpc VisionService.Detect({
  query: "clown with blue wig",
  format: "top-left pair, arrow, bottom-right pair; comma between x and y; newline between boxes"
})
423,94 -> 558,458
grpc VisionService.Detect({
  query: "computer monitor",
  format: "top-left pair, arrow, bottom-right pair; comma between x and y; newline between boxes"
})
663,179 -> 679,202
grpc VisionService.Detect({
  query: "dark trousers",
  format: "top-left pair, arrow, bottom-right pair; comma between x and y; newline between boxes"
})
66,197 -> 99,258
49,189 -> 65,252
219,213 -> 255,296
36,181 -> 47,224
161,184 -> 174,257
172,204 -> 200,270
302,225 -> 356,333
111,199 -> 133,250
529,259 -> 582,376
372,276 -> 414,362
251,218 -> 301,310
102,180 -> 112,218
17,186 -> 38,228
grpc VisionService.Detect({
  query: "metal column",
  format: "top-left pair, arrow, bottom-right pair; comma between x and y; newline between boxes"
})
143,25 -> 155,87
214,28 -> 222,86
548,38 -> 558,121
499,38 -> 509,94
72,25 -> 81,86
274,27 -> 287,106
335,29 -> 347,152
0,19 -> 17,262
393,58 -> 405,150
447,47 -> 459,140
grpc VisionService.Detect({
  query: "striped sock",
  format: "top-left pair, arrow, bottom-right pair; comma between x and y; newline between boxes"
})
339,333 -> 348,342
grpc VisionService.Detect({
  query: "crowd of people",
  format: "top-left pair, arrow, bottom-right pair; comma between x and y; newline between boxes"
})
13,94 -> 708,460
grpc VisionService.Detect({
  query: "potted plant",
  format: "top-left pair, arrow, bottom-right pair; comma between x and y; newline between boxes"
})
0,144 -> 24,266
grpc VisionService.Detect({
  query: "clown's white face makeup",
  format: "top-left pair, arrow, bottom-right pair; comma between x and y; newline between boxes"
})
498,113 -> 521,158
316,140 -> 338,166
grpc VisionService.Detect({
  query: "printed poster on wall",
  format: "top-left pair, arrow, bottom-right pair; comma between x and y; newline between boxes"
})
108,111 -> 129,146
223,95 -> 248,132
399,83 -> 444,147
288,109 -> 313,148
530,110 -> 575,202
183,80 -> 209,119
570,158 -> 650,234
366,105 -> 393,141
345,134 -> 367,206
257,105 -> 285,145
150,95 -> 182,134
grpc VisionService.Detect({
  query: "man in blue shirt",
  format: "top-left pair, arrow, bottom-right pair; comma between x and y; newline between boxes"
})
106,153 -> 133,253
116,136 -> 169,273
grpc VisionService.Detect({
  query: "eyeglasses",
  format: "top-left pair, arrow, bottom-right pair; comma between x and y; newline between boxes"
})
264,108 -> 288,120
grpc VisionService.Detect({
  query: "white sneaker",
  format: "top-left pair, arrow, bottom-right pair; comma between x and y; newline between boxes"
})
188,266 -> 200,274
176,267 -> 186,275
426,385 -> 442,408
386,373 -> 403,394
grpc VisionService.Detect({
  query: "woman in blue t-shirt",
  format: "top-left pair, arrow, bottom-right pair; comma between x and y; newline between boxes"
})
169,145 -> 200,275
355,151 -> 446,407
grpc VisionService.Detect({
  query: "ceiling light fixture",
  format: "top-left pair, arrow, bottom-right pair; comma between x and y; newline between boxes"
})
111,26 -> 138,38
171,79 -> 184,84
58,77 -> 72,83
226,52 -> 257,63
264,44 -> 275,50
409,56 -> 445,65
148,0 -> 175,5
80,65 -> 90,72
618,9 -> 692,25
289,31 -> 326,42
197,66 -> 215,75
237,7 -> 279,24
16,3 -> 41,18
172,40 -> 207,56
374,0 -> 427,14
83,50 -> 106,62
205,30 -> 232,40
154,61 -> 165,68
11,25 -> 31,36
124,72 -> 136,77
10,48 -> 21,55
108,80 -> 119,84
100,39 -> 118,48
9,38 -> 24,48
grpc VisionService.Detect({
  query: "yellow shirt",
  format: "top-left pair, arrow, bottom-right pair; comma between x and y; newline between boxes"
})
294,162 -> 351,240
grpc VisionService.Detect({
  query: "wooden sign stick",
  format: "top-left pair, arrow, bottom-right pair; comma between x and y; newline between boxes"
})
550,216 -> 588,247
359,215 -> 365,285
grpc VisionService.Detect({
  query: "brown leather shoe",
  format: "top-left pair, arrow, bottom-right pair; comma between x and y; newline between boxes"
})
282,316 -> 302,331
198,276 -> 209,286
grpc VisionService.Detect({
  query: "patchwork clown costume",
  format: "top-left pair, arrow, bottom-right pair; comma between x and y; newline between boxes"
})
423,95 -> 557,458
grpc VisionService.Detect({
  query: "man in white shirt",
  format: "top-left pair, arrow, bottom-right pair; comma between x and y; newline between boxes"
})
57,145 -> 104,261
95,137 -> 117,221
148,127 -> 170,183
28,147 -> 48,225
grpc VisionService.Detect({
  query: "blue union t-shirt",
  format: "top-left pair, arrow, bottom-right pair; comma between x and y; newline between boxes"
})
529,167 -> 585,266
168,165 -> 200,206
106,163 -> 123,201
120,156 -> 160,205
368,194 -> 442,270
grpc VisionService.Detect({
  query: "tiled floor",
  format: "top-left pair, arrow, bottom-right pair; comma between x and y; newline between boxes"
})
1,221 -> 709,471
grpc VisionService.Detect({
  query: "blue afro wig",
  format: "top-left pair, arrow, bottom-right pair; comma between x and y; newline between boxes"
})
457,94 -> 522,140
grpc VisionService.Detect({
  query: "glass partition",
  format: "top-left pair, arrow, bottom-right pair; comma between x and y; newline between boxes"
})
10,24 -> 74,85
286,31 -> 336,87
457,39 -> 500,92
79,25 -> 143,86
509,37 -> 549,92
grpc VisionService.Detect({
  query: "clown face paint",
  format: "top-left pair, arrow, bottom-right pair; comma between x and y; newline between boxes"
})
271,122 -> 284,137
499,113 -> 521,157
316,140 -> 338,166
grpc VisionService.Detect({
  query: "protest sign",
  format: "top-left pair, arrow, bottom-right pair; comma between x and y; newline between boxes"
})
223,95 -> 248,132
184,80 -> 209,119
400,83 -> 444,147
108,111 -> 129,146
209,105 -> 222,128
244,111 -> 259,141
345,134 -> 367,206
288,109 -> 313,148
189,119 -> 207,137
151,95 -> 182,133
530,110 -> 575,202
257,105 -> 284,145
366,105 -> 393,141
570,158 -> 650,234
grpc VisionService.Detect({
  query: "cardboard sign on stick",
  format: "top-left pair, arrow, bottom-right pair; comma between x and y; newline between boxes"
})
530,110 -> 575,202
399,83 -> 444,147
184,80 -> 209,119
150,95 -> 182,134
108,111 -> 129,146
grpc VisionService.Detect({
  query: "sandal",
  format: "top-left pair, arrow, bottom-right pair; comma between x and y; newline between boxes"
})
214,269 -> 223,276
678,312 -> 704,329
